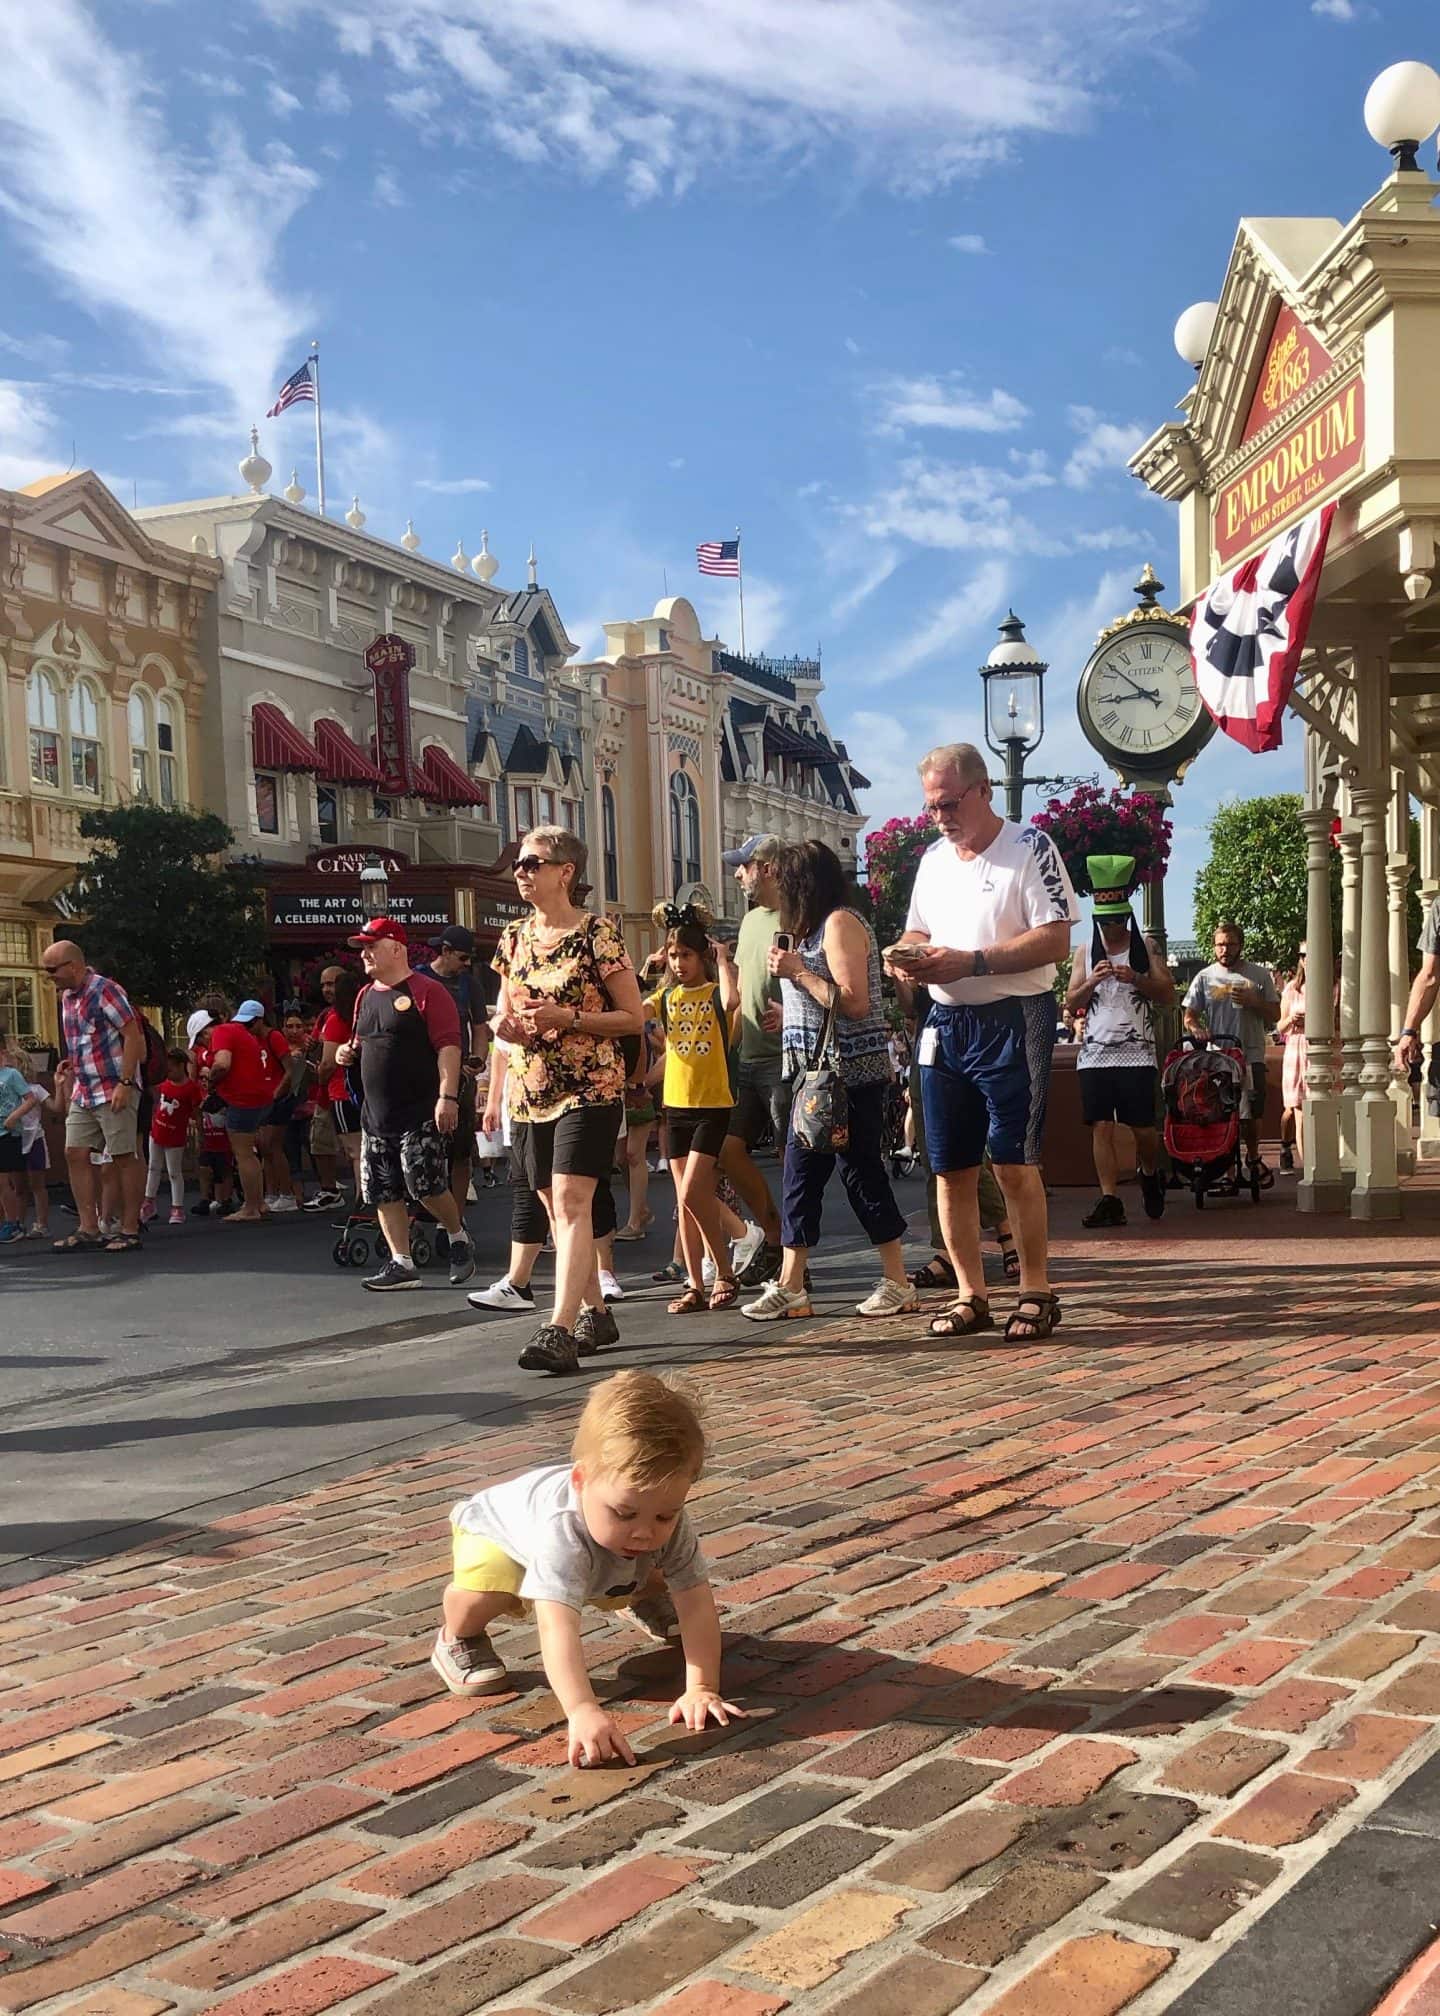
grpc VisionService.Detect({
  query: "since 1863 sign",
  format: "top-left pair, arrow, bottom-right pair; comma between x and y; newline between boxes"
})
1214,305 -> 1364,567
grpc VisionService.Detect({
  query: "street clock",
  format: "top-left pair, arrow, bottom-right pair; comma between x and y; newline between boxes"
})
1076,565 -> 1214,786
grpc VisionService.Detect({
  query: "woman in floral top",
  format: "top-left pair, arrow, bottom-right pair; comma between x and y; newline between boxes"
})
491,826 -> 643,1377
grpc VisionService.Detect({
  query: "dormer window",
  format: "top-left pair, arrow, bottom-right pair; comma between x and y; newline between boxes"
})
658,627 -> 670,652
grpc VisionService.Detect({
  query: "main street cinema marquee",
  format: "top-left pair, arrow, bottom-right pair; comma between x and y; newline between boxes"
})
1214,306 -> 1364,566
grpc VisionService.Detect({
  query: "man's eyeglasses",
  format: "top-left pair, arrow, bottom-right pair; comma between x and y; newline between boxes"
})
514,855 -> 553,875
925,787 -> 977,820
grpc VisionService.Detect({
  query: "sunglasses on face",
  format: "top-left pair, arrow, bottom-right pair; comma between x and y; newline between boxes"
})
514,855 -> 555,875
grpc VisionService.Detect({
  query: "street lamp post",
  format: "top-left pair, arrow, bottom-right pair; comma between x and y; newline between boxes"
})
980,612 -> 1047,822
359,852 -> 390,919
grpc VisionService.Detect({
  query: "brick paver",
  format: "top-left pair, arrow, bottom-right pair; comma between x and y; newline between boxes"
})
5,1210 -> 1440,2012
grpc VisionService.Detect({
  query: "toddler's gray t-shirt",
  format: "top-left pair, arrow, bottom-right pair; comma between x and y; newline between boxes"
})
452,1463 -> 708,1611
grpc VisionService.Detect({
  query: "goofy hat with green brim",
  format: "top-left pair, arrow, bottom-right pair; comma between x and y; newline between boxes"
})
1088,853 -> 1150,974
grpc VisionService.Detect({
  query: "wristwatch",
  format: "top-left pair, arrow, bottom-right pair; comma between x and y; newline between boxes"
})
118,1076 -> 137,1087
972,949 -> 989,979
1403,1026 -> 1421,1039
439,1094 -> 459,1104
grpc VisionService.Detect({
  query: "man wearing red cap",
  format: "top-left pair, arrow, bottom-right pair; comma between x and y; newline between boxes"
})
335,918 -> 476,1291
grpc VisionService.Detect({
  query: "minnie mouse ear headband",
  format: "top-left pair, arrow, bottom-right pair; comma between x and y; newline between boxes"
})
658,902 -> 704,929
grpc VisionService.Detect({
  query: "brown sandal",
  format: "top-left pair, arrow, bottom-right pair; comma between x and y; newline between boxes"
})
928,1296 -> 993,1338
708,1277 -> 739,1310
668,1285 -> 707,1314
1004,1291 -> 1061,1340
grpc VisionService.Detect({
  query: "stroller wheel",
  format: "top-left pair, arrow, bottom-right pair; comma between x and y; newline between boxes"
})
345,1234 -> 372,1267
331,1236 -> 349,1267
411,1234 -> 433,1269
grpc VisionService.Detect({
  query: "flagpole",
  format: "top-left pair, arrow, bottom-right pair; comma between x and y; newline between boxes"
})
310,340 -> 327,517
735,524 -> 746,658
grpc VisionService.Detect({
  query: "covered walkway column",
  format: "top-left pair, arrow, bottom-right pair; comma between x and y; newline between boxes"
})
1387,771 -> 1415,1173
1335,790 -> 1361,1173
1348,638 -> 1401,1219
1298,722 -> 1347,1212
1418,802 -> 1440,1161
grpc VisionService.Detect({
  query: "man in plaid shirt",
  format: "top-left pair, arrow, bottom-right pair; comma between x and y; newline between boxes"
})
41,940 -> 147,1253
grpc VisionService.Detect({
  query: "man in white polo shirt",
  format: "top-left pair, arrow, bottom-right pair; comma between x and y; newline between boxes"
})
886,741 -> 1078,1342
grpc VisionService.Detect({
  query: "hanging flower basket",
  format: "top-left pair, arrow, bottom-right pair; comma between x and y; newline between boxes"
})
1029,784 -> 1172,895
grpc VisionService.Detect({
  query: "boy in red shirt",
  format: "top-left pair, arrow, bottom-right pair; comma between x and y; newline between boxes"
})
203,1000 -> 273,1222
142,1049 -> 204,1225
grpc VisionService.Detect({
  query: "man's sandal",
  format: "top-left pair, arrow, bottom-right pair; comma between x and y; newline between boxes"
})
928,1296 -> 993,1338
1004,1291 -> 1061,1341
52,1231 -> 103,1253
910,1254 -> 957,1290
668,1285 -> 708,1314
996,1231 -> 1021,1281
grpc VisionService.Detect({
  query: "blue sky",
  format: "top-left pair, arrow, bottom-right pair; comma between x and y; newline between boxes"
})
0,0 -> 1434,933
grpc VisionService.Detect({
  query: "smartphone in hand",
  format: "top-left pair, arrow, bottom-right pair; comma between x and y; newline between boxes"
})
772,932 -> 792,954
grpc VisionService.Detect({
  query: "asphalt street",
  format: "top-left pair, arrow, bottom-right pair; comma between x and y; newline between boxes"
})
0,1170 -> 919,1585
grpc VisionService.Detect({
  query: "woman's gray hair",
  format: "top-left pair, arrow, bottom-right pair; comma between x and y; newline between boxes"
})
522,825 -> 588,895
918,742 -> 989,787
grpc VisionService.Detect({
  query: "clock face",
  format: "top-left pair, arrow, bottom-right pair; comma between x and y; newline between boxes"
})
1080,627 -> 1205,763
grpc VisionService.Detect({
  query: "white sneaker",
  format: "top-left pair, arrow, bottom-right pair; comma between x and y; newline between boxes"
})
856,1278 -> 921,1318
655,1158 -> 668,1173
270,1195 -> 299,1215
701,1255 -> 717,1289
599,1269 -> 625,1302
467,1276 -> 536,1313
731,1222 -> 765,1274
740,1280 -> 813,1323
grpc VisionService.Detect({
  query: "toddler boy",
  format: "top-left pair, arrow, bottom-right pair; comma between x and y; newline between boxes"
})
432,1369 -> 742,1766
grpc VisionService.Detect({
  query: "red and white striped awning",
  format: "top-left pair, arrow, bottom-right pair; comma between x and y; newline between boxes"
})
418,744 -> 488,807
251,702 -> 322,773
313,717 -> 384,786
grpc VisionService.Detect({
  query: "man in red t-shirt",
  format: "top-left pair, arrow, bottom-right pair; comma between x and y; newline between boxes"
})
335,917 -> 473,1292
204,1000 -> 274,1222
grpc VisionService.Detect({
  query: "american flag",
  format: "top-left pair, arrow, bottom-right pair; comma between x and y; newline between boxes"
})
696,538 -> 740,577
266,361 -> 315,418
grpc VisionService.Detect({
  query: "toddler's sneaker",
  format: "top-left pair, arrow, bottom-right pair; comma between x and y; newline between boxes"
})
168,1208 -> 186,1226
430,1628 -> 509,1695
598,1268 -> 625,1302
622,1589 -> 679,1643
139,1198 -> 158,1226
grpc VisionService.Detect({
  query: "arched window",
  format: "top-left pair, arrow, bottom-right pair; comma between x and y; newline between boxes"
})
128,690 -> 152,798
668,768 -> 701,894
156,694 -> 179,806
27,670 -> 61,788
68,680 -> 103,795
602,785 -> 618,903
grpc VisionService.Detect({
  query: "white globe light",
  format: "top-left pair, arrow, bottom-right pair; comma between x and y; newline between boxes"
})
1173,301 -> 1219,369
1364,60 -> 1440,154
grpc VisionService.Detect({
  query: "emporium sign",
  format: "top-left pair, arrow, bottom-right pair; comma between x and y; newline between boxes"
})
1215,371 -> 1363,567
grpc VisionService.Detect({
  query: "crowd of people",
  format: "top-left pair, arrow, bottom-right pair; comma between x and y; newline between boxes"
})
13,738 -> 1354,1375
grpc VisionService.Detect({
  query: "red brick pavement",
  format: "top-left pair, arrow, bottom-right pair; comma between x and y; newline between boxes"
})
5,1205 -> 1440,2013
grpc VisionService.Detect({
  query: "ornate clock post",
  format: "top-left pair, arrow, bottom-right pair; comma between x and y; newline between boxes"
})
1075,565 -> 1214,954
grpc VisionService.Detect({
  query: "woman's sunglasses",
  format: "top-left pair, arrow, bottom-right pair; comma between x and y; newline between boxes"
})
514,855 -> 554,874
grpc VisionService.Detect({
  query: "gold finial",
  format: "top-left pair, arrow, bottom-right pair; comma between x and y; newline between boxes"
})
1095,561 -> 1184,643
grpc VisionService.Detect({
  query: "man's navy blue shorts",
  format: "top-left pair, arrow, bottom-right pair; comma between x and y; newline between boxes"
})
919,996 -> 1057,1171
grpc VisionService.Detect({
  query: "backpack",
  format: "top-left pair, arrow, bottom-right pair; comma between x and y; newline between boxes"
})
138,1016 -> 168,1090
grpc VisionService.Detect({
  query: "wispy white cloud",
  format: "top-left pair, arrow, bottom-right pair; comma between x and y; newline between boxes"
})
187,69 -> 245,99
864,560 -> 1009,683
372,165 -> 405,206
1062,403 -> 1146,488
0,382 -> 62,489
875,374 -> 1029,435
948,232 -> 988,253
0,0 -> 314,446
831,545 -> 900,623
388,83 -> 442,122
693,571 -> 785,655
0,329 -> 69,366
279,0 -> 1200,198
266,82 -> 302,116
853,453 -> 1060,556
315,70 -> 352,113
1311,0 -> 1357,17
416,475 -> 491,493
1102,344 -> 1142,367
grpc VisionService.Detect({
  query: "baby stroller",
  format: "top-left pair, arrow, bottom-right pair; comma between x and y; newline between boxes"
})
330,1201 -> 443,1269
1161,1036 -> 1259,1207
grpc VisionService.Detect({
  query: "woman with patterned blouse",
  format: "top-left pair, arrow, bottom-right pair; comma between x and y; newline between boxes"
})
491,827 -> 643,1377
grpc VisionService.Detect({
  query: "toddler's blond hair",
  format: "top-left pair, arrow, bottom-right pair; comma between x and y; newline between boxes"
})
571,1371 -> 706,1488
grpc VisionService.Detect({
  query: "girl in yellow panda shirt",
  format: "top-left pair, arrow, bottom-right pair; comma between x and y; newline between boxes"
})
644,903 -> 740,1312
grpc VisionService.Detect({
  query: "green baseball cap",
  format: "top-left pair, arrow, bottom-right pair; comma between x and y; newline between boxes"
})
1089,854 -> 1137,917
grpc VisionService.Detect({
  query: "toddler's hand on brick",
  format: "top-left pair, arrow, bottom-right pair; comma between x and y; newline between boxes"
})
567,1702 -> 636,1768
669,1688 -> 746,1733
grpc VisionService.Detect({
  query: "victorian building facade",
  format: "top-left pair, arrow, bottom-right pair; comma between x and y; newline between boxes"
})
137,442 -> 585,988
0,472 -> 219,1047
574,595 -> 868,947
